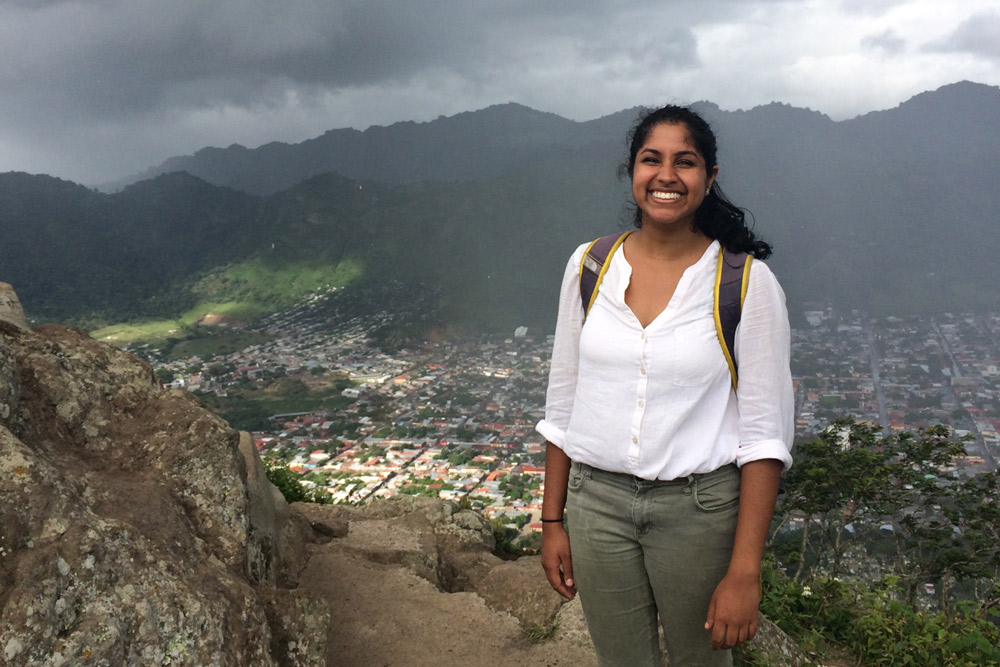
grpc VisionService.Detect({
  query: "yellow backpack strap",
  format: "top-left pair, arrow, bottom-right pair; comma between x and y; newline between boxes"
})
714,249 -> 753,391
579,231 -> 632,319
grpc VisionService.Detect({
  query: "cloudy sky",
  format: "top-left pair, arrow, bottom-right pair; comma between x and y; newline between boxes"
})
2,0 -> 998,185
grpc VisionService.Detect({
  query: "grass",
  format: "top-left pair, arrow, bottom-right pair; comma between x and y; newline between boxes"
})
524,623 -> 557,643
197,379 -> 354,431
167,331 -> 273,359
192,257 -> 364,305
91,256 -> 363,347
92,319 -> 188,344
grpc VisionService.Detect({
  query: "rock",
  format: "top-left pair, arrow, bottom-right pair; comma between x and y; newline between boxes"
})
290,502 -> 350,540
0,282 -> 29,330
0,334 -> 17,427
0,298 -> 327,667
297,541 -> 599,667
474,557 -> 566,629
741,613 -> 814,667
241,431 -> 310,587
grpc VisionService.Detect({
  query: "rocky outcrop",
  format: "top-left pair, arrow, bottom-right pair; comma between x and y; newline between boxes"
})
0,282 -> 29,331
0,312 -> 328,666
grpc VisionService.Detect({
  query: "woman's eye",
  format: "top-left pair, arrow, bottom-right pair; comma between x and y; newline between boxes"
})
676,159 -> 695,167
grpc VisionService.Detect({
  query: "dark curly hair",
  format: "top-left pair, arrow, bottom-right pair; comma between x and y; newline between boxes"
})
623,105 -> 772,259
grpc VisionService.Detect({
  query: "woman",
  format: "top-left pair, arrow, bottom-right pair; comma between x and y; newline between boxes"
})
537,105 -> 793,667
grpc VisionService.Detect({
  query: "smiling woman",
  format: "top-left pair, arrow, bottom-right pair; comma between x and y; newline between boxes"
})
538,104 -> 794,667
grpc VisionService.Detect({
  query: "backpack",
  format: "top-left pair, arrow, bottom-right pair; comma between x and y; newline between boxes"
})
578,231 -> 752,391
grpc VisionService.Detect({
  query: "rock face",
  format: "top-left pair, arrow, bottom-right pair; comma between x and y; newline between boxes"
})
0,315 -> 327,666
0,282 -> 29,331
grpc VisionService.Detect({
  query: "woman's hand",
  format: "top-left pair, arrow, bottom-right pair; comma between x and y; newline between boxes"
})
705,458 -> 782,650
541,522 -> 576,599
704,571 -> 759,649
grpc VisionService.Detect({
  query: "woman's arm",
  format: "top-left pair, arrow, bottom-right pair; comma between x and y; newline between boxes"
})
705,458 -> 782,649
540,441 -> 576,599
706,261 -> 794,649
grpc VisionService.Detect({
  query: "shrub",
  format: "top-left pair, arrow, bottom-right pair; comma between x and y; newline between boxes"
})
263,458 -> 330,504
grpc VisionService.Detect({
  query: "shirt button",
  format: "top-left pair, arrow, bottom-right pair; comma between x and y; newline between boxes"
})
638,400 -> 644,407
632,436 -> 638,444
640,367 -> 646,375
640,332 -> 646,340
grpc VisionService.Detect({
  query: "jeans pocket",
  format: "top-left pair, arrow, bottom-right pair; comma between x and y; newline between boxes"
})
567,461 -> 585,492
692,470 -> 740,512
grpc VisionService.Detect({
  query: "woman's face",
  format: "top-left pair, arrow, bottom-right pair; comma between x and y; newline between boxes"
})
631,122 -> 717,231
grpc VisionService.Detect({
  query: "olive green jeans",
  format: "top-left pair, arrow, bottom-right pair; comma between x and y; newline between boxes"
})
565,461 -> 740,667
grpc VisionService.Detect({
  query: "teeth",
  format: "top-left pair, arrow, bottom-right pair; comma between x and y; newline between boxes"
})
651,191 -> 681,200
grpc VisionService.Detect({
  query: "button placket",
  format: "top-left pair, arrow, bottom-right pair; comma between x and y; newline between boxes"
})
629,328 -> 648,461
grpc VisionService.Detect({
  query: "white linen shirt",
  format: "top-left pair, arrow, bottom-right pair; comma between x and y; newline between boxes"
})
536,239 -> 793,480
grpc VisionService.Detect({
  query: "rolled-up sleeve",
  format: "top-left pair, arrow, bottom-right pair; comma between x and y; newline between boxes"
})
535,245 -> 587,448
733,262 -> 795,470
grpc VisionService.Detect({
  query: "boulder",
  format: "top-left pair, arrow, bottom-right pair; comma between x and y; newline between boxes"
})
0,306 -> 327,666
0,282 -> 29,330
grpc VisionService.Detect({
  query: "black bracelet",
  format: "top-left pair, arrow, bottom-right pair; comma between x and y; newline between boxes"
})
540,518 -> 564,523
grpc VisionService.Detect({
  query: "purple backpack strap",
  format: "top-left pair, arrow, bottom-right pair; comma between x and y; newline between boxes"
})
714,250 -> 752,389
579,232 -> 631,317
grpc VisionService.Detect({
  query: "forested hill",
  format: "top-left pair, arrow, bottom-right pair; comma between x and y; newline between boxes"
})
2,81 -> 999,333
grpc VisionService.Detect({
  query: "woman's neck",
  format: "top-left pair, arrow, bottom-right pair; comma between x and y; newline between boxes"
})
628,226 -> 713,263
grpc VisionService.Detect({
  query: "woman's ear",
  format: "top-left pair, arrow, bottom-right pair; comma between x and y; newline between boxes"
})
708,165 -> 719,190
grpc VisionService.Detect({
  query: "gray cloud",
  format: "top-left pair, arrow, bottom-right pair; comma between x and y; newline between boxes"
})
925,11 -> 1000,60
861,29 -> 907,55
0,0 -> 998,183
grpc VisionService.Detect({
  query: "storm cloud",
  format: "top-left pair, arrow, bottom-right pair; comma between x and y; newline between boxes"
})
1,0 -> 998,183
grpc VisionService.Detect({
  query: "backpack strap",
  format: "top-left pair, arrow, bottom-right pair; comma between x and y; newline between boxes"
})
579,231 -> 632,318
714,249 -> 752,391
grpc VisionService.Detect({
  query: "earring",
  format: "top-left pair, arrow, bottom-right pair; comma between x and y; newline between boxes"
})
705,188 -> 710,195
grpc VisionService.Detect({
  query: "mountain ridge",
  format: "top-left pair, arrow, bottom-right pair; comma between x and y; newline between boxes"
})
2,81 -> 999,334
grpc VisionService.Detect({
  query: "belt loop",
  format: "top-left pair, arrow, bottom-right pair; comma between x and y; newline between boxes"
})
684,474 -> 695,495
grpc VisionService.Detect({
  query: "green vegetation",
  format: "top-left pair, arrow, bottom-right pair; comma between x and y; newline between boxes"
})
524,623 -> 557,643
263,458 -> 330,504
499,473 -> 541,504
192,257 -> 363,307
167,331 -> 273,359
398,476 -> 455,498
91,258 -> 362,348
491,517 -> 524,559
751,420 -> 1000,665
196,377 -> 354,431
745,563 -> 1000,666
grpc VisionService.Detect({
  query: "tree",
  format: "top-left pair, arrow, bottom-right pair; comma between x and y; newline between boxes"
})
779,420 -> 901,581
776,420 -> 1000,614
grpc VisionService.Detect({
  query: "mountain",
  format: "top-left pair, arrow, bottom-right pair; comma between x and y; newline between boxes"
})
110,103 -> 614,196
2,81 -> 1000,334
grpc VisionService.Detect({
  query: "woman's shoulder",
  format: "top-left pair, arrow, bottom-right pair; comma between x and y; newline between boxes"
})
744,257 -> 787,311
747,256 -> 780,284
